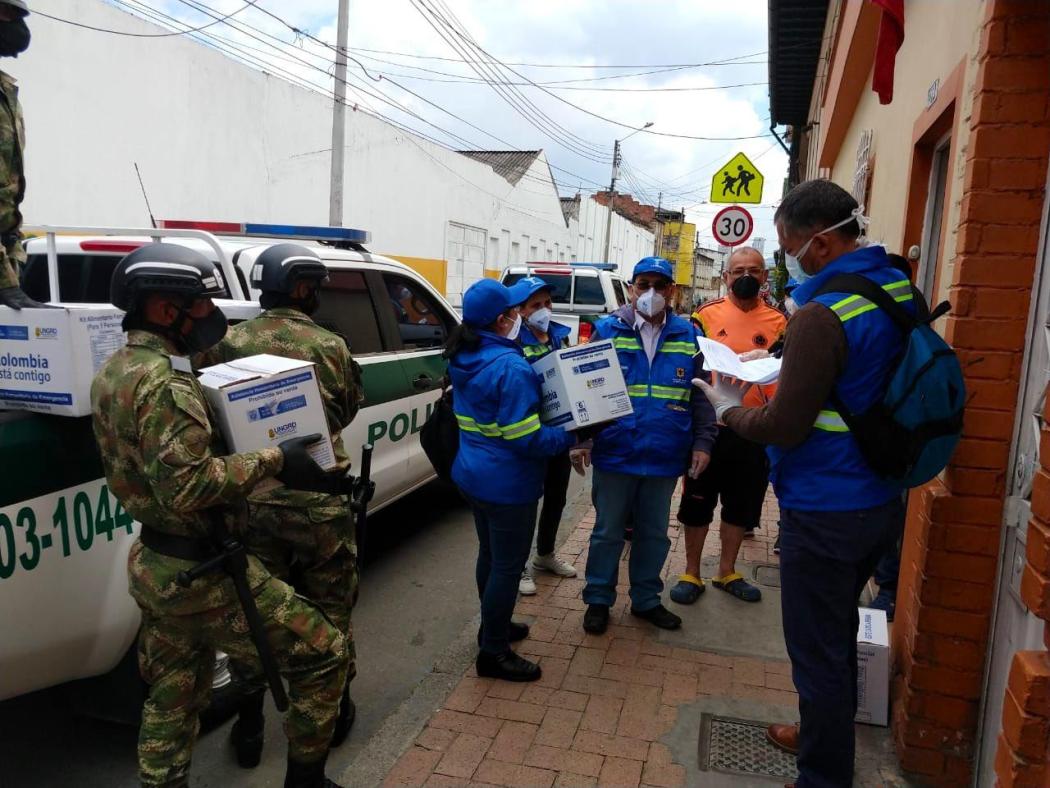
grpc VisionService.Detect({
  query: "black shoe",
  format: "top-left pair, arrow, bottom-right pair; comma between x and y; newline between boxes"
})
477,621 -> 530,648
329,686 -> 356,748
476,650 -> 542,682
230,690 -> 265,768
284,755 -> 344,788
583,604 -> 609,634
773,533 -> 781,554
631,604 -> 682,630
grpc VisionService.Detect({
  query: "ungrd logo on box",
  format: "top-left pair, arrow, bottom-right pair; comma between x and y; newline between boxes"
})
33,326 -> 59,340
545,368 -> 556,379
267,421 -> 298,440
585,377 -> 606,389
0,324 -> 28,340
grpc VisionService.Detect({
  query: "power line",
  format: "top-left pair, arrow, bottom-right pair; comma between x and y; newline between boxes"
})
36,1 -> 257,37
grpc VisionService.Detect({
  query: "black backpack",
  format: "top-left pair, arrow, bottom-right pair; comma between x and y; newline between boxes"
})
420,379 -> 459,483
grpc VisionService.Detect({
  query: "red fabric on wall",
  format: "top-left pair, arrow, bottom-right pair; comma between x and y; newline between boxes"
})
871,0 -> 905,104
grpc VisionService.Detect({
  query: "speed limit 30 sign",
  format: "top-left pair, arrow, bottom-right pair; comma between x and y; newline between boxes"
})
712,205 -> 754,247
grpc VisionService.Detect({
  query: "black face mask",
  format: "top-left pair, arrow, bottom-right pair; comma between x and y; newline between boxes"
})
177,305 -> 228,353
731,274 -> 761,301
0,19 -> 30,58
297,289 -> 320,316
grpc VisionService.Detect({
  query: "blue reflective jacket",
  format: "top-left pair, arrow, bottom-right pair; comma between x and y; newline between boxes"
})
519,320 -> 571,364
769,245 -> 915,511
590,307 -> 717,478
450,330 -> 576,504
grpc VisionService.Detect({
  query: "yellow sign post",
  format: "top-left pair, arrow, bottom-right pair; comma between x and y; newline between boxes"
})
710,152 -> 764,204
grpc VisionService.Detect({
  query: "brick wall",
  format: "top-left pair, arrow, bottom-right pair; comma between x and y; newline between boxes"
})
891,2 -> 1050,784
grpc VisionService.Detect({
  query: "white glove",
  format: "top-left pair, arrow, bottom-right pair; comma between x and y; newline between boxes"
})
692,376 -> 752,421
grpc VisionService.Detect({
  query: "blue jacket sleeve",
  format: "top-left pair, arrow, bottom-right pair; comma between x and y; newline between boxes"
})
690,325 -> 718,453
496,358 -> 577,458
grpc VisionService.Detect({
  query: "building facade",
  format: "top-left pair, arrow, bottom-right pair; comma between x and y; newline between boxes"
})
770,1 -> 1050,784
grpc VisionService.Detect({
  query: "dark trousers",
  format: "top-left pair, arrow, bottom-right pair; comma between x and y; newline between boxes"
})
536,452 -> 572,556
779,498 -> 902,788
464,493 -> 538,655
873,497 -> 906,598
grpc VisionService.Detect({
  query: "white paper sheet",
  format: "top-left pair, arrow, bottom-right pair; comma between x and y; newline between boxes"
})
695,336 -> 782,384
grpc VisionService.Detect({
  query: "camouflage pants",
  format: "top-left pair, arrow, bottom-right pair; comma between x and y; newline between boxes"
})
137,577 -> 347,788
243,502 -> 358,683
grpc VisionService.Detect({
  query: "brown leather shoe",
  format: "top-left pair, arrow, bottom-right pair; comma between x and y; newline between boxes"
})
766,722 -> 799,755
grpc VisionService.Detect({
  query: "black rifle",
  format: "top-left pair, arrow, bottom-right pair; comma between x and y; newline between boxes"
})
350,443 -> 376,550
176,513 -> 290,712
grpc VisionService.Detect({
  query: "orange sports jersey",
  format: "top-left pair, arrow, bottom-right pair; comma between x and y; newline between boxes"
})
692,297 -> 787,405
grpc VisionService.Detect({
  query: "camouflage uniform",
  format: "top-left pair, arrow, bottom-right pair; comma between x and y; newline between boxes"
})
91,329 -> 348,788
200,307 -> 364,678
0,70 -> 25,290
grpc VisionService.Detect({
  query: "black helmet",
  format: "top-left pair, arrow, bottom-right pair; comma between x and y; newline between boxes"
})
0,1 -> 28,17
250,243 -> 329,295
110,243 -> 227,312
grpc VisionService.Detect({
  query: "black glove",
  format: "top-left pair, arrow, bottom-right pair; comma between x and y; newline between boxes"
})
276,434 -> 348,493
0,286 -> 60,310
574,422 -> 607,443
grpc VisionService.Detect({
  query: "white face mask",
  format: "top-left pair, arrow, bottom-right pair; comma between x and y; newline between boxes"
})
636,288 -> 666,318
526,307 -> 552,333
784,207 -> 869,283
504,312 -> 522,341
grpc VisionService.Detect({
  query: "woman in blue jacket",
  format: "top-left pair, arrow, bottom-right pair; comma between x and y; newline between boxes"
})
446,279 -> 578,682
512,276 -> 578,596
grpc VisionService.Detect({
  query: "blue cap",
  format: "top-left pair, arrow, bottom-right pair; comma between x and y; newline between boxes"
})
462,279 -> 514,327
632,256 -> 674,282
509,275 -> 554,306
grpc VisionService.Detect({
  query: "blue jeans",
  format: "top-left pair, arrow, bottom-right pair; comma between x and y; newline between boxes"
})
584,468 -> 678,611
464,493 -> 538,655
779,498 -> 902,788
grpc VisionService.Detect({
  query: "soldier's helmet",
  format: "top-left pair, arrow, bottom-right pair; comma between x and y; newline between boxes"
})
110,243 -> 227,311
0,1 -> 28,17
250,243 -> 329,295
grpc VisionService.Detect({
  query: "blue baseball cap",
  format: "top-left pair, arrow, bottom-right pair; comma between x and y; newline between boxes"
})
509,275 -> 554,306
462,279 -> 515,327
632,256 -> 674,282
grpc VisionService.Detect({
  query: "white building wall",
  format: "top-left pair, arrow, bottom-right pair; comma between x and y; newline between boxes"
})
569,196 -> 655,278
13,0 -> 592,302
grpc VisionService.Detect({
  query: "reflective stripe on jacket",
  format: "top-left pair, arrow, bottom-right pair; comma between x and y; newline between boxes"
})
590,306 -> 716,478
767,245 -> 915,511
519,320 -> 572,364
449,330 -> 576,504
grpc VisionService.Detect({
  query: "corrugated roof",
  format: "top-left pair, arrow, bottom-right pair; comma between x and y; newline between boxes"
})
768,0 -> 830,125
457,150 -> 542,186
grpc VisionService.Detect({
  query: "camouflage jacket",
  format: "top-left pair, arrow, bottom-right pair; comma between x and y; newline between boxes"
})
91,330 -> 283,614
0,71 -> 24,290
199,307 -> 364,511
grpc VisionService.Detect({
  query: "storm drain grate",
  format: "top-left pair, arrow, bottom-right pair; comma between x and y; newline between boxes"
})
753,563 -> 782,588
698,714 -> 799,781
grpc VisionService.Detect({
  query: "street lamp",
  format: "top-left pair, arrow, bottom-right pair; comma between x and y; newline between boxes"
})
603,122 -> 653,264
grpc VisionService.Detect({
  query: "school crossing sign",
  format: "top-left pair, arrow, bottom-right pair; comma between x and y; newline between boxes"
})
710,151 -> 764,204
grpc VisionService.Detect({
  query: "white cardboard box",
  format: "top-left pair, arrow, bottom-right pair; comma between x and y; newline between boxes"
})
531,339 -> 633,430
196,354 -> 335,486
856,607 -> 890,726
0,304 -> 126,416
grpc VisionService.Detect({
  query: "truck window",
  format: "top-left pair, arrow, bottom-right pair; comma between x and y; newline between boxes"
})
612,278 -> 626,306
573,275 -> 605,306
22,253 -> 121,303
382,273 -> 450,350
315,270 -> 384,355
504,272 -> 572,304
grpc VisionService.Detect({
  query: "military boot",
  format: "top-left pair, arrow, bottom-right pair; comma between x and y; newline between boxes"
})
230,689 -> 266,768
284,754 -> 344,788
329,685 -> 356,748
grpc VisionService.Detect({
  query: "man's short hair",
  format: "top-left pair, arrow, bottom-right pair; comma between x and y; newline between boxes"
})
724,246 -> 765,272
774,179 -> 861,240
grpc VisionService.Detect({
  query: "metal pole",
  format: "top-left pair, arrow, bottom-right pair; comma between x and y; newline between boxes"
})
329,0 -> 350,227
602,139 -> 620,264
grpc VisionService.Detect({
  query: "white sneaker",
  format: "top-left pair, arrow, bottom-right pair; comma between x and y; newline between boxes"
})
519,568 -> 537,595
533,553 -> 577,578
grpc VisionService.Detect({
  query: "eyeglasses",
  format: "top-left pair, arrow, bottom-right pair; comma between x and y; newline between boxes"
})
632,279 -> 670,292
727,268 -> 764,278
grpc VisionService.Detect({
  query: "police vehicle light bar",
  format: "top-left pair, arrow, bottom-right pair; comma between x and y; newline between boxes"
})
159,220 -> 371,244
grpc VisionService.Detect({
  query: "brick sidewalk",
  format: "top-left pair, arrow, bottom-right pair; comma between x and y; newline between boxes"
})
380,491 -> 809,788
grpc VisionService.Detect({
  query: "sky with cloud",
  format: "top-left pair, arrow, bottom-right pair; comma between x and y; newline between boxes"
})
111,0 -> 789,250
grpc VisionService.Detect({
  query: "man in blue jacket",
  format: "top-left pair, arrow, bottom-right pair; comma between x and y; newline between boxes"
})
696,180 -> 911,788
579,257 -> 718,635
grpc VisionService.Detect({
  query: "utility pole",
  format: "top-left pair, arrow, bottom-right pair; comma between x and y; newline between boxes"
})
602,139 -> 621,264
328,0 -> 350,227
